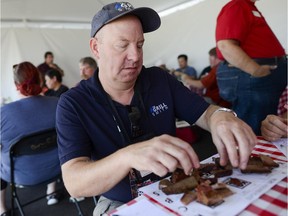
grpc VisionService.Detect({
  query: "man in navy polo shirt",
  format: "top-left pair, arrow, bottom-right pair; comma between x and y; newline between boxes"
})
56,2 -> 257,215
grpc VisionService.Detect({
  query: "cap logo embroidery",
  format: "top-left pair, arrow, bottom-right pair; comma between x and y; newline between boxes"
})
115,2 -> 134,12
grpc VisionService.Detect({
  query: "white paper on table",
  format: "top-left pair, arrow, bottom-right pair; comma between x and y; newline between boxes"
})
272,138 -> 288,157
109,198 -> 171,216
139,154 -> 287,216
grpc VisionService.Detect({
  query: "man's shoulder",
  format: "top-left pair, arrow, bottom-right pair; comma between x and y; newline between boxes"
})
187,65 -> 196,70
32,96 -> 59,105
60,85 -> 69,91
59,79 -> 103,104
223,0 -> 251,10
37,62 -> 46,68
186,66 -> 197,74
140,66 -> 170,79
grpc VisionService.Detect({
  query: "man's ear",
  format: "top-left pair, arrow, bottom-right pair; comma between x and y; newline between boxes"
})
90,38 -> 100,60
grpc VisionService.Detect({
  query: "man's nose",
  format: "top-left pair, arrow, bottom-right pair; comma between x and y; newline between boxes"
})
127,45 -> 141,62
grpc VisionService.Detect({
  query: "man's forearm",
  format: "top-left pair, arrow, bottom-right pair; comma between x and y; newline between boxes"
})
182,74 -> 204,89
195,105 -> 220,132
62,149 -> 131,198
217,39 -> 261,75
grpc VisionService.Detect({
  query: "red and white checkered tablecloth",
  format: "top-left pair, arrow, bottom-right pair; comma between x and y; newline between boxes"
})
108,138 -> 288,216
277,86 -> 287,116
239,138 -> 287,216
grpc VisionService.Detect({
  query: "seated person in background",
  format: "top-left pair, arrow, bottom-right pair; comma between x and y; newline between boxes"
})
181,47 -> 231,108
173,54 -> 197,79
155,60 -> 170,73
44,69 -> 69,97
261,86 -> 288,141
79,57 -> 98,80
37,51 -> 64,88
56,3 -> 256,215
199,65 -> 211,79
0,62 -> 61,215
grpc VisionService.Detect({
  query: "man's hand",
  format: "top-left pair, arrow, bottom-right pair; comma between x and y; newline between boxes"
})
261,114 -> 288,141
252,65 -> 277,77
123,134 -> 200,177
196,106 -> 257,170
210,111 -> 256,169
217,39 -> 276,77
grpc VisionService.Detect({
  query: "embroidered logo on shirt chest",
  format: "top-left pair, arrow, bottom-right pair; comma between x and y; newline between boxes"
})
150,103 -> 168,116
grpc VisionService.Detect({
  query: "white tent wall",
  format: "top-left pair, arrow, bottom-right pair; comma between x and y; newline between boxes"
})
1,0 -> 287,102
144,0 -> 287,69
1,28 -> 92,102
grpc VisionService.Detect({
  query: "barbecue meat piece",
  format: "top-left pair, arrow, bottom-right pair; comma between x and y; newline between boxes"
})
170,168 -> 190,183
162,176 -> 198,195
180,191 -> 197,205
259,154 -> 279,167
198,163 -> 216,174
196,184 -> 223,206
197,182 -> 233,206
241,164 -> 272,173
241,155 -> 277,173
159,179 -> 173,190
227,178 -> 244,187
211,157 -> 233,177
211,169 -> 233,178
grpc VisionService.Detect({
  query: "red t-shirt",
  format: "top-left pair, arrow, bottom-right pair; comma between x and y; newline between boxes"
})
216,0 -> 285,60
201,65 -> 231,108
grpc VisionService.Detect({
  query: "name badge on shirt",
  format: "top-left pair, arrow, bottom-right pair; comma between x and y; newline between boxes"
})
252,10 -> 261,17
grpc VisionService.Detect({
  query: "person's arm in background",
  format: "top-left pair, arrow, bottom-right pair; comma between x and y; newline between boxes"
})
172,70 -> 196,80
181,73 -> 204,89
217,39 -> 276,77
261,105 -> 288,141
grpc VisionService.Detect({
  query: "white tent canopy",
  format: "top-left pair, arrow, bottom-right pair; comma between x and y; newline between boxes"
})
1,0 -> 287,102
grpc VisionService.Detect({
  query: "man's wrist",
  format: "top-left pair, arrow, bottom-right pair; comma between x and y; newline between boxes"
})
211,107 -> 237,118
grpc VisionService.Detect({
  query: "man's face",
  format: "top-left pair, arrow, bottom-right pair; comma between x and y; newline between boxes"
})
45,75 -> 57,89
209,55 -> 217,67
92,15 -> 144,85
45,54 -> 54,64
79,63 -> 95,80
178,57 -> 187,69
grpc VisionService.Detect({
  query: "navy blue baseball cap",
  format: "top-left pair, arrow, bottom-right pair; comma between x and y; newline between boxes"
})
90,2 -> 161,37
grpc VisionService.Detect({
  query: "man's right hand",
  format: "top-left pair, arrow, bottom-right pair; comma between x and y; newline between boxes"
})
252,65 -> 277,77
123,134 -> 200,177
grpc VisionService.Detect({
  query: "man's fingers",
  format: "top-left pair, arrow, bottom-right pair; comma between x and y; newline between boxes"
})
157,135 -> 199,174
234,126 -> 256,169
149,161 -> 169,177
156,151 -> 179,173
212,121 -> 257,169
218,129 -> 239,168
211,131 -> 229,166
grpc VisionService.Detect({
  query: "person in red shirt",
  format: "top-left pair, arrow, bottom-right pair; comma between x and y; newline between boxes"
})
181,48 -> 230,108
215,0 -> 287,135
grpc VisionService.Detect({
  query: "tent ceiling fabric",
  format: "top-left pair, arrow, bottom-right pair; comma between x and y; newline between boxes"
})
2,0 -> 192,23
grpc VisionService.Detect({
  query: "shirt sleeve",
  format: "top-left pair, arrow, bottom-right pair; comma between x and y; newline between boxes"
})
201,67 -> 216,88
56,93 -> 92,165
216,2 -> 253,43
